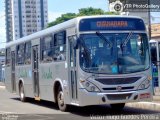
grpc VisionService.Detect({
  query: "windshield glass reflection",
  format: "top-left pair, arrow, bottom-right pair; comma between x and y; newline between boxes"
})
79,33 -> 149,74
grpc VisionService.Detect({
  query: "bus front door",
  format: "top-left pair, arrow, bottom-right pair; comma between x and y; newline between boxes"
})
11,51 -> 16,92
68,36 -> 78,102
32,46 -> 40,99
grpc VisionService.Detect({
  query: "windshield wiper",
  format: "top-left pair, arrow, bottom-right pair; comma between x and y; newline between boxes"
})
122,32 -> 133,47
96,31 -> 112,48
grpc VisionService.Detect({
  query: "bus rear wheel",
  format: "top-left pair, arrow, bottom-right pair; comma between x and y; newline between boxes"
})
110,103 -> 125,110
57,86 -> 68,112
19,83 -> 26,102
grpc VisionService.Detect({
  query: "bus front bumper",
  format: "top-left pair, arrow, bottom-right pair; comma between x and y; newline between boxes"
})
78,88 -> 152,106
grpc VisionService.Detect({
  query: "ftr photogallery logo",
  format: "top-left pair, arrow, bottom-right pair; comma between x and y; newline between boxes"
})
110,0 -> 123,12
110,0 -> 160,12
109,0 -> 123,12
113,1 -> 123,12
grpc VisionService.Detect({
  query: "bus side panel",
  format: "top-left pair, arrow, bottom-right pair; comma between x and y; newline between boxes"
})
39,62 -> 69,102
15,65 -> 34,98
38,63 -> 54,101
5,67 -> 12,92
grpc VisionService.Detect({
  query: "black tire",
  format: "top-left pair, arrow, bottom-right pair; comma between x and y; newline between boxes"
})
57,86 -> 68,112
19,83 -> 26,102
110,103 -> 125,110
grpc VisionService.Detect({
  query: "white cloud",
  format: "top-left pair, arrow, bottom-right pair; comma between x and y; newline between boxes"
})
48,11 -> 64,22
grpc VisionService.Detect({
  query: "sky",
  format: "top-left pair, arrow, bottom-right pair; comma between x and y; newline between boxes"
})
0,0 -> 108,48
48,0 -> 108,22
0,0 -> 160,49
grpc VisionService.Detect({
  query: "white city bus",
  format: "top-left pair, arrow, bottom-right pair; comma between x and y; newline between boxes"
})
5,15 -> 152,111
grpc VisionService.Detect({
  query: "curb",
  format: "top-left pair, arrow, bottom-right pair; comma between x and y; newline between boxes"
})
153,96 -> 160,101
127,102 -> 160,111
0,82 -> 5,86
0,86 -> 5,89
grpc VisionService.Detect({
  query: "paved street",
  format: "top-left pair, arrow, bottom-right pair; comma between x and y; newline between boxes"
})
0,87 -> 160,120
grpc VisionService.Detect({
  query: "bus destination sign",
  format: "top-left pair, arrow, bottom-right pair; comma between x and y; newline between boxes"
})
79,18 -> 146,31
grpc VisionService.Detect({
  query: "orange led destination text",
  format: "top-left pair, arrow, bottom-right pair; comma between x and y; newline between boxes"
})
97,21 -> 128,27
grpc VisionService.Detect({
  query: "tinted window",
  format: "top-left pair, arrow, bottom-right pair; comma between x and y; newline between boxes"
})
41,35 -> 54,62
6,48 -> 11,66
150,43 -> 157,62
16,44 -> 25,65
53,31 -> 66,61
24,41 -> 31,64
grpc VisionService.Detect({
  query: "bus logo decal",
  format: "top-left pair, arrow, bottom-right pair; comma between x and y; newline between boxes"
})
42,68 -> 53,80
116,86 -> 122,91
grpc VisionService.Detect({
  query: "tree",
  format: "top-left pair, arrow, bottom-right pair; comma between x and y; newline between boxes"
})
47,7 -> 118,27
78,7 -> 105,16
47,13 -> 76,27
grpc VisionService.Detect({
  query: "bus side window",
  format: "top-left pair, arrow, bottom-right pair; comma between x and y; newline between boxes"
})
6,48 -> 11,66
54,31 -> 66,61
150,43 -> 157,63
40,34 -> 54,62
24,41 -> 31,64
16,44 -> 25,65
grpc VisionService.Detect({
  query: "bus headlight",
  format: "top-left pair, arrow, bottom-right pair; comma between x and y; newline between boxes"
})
81,80 -> 100,92
138,80 -> 150,90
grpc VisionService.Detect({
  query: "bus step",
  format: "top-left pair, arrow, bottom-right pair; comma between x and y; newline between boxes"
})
35,96 -> 40,101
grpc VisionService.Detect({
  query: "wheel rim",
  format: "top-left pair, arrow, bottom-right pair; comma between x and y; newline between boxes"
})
58,91 -> 64,107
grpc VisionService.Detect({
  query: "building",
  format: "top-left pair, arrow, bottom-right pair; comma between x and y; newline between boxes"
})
5,0 -> 13,42
0,49 -> 5,82
5,0 -> 48,42
151,23 -> 160,41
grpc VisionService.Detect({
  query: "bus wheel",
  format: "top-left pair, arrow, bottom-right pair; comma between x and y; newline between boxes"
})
110,103 -> 125,110
57,87 -> 68,112
19,83 -> 26,102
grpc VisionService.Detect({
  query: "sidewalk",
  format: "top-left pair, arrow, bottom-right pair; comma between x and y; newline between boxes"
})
153,95 -> 160,101
0,82 -> 5,89
0,82 -> 4,86
127,96 -> 160,111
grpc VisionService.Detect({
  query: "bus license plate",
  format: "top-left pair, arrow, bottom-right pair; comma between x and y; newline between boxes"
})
140,93 -> 150,99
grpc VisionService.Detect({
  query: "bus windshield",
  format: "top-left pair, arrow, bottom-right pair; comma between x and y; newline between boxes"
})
79,33 -> 150,74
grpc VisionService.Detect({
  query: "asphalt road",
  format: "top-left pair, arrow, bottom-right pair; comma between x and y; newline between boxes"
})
0,87 -> 160,120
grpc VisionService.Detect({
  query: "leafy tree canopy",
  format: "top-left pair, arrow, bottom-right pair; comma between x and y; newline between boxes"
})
47,7 -> 118,27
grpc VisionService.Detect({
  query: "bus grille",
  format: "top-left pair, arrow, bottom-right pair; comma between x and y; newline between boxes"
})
95,77 -> 140,85
107,93 -> 132,100
103,86 -> 134,91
